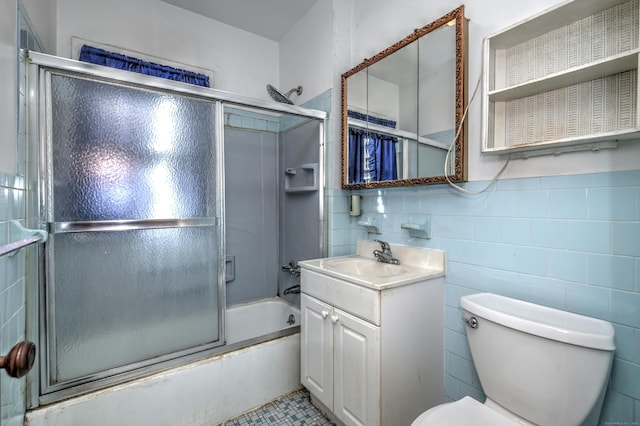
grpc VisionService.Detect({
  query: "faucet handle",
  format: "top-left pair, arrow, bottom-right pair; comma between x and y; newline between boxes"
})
374,239 -> 391,251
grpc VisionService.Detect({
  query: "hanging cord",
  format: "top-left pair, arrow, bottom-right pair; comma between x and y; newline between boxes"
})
444,72 -> 511,195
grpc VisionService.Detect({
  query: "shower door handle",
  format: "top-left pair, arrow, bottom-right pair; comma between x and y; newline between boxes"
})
0,340 -> 36,378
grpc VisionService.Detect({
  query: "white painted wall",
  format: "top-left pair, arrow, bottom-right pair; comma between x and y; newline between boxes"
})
335,0 -> 640,183
327,0 -> 356,188
0,0 -> 52,176
55,0 -> 279,101
21,0 -> 55,53
279,0 -> 333,106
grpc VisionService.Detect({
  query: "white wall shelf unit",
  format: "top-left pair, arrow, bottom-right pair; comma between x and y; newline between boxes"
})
482,0 -> 640,154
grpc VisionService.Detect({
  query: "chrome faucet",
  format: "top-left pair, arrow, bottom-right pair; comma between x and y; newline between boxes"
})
373,239 -> 400,265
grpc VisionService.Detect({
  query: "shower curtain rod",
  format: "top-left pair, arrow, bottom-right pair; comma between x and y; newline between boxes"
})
0,220 -> 48,257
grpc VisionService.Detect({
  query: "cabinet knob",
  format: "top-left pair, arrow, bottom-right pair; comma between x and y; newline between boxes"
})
321,310 -> 329,319
330,315 -> 340,324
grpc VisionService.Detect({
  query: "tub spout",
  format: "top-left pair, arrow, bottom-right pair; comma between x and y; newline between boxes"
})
283,284 -> 300,295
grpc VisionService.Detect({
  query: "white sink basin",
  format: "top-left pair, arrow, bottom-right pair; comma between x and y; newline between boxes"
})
323,257 -> 407,278
299,241 -> 445,289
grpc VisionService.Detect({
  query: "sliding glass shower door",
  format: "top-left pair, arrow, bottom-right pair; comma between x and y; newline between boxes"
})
36,64 -> 225,399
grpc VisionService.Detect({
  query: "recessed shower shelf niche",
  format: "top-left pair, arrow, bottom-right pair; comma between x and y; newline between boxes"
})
482,0 -> 640,155
284,163 -> 318,193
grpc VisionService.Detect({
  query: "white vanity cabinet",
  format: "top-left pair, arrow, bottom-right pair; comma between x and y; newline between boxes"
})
301,293 -> 380,426
299,242 -> 445,426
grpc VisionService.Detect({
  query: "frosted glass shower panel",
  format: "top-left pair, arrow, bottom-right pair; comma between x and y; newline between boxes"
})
43,70 -> 223,390
50,74 -> 217,222
52,226 -> 220,382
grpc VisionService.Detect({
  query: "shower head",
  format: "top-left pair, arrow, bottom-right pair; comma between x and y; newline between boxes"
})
266,84 -> 303,105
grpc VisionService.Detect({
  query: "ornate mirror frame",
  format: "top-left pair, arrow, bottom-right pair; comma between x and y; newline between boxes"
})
341,6 -> 467,189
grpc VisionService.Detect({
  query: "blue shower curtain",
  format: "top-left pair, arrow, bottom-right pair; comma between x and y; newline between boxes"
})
79,45 -> 210,87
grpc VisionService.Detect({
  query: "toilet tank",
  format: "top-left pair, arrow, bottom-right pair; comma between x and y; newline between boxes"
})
461,293 -> 615,426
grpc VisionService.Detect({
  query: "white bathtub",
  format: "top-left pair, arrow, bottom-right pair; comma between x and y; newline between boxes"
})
26,298 -> 301,426
227,297 -> 300,345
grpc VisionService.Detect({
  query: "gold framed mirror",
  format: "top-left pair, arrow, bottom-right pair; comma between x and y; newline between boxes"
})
341,6 -> 467,189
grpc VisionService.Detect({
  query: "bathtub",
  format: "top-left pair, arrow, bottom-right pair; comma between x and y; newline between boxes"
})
226,297 -> 300,345
26,298 -> 301,426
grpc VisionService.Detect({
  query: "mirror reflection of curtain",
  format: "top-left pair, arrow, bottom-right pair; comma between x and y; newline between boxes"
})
348,111 -> 398,183
348,128 -> 365,183
348,128 -> 398,183
367,133 -> 398,182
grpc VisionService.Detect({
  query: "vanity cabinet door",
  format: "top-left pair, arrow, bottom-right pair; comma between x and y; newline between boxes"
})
333,307 -> 380,426
301,294 -> 334,410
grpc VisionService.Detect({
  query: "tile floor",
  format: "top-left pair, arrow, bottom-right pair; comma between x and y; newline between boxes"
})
222,388 -> 334,425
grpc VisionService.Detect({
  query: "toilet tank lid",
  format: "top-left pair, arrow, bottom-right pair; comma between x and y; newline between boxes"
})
460,293 -> 615,351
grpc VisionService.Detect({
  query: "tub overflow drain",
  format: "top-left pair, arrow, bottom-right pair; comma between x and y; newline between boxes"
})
287,314 -> 296,326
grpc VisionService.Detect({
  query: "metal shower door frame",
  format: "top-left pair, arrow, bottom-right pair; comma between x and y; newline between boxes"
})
25,51 -> 328,408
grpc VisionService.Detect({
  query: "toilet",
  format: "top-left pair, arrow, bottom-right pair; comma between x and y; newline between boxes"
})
413,293 -> 616,426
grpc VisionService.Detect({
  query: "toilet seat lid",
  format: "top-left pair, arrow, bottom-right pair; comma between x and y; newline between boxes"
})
412,396 -> 520,426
